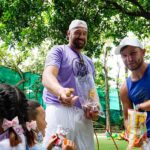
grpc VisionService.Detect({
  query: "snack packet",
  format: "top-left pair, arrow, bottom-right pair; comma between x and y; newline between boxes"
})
75,74 -> 105,118
51,125 -> 70,148
127,109 -> 147,150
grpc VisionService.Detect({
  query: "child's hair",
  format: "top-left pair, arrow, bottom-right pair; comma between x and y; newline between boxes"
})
27,100 -> 41,121
0,84 -> 36,147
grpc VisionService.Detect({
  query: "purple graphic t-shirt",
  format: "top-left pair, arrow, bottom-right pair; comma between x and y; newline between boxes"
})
43,45 -> 95,108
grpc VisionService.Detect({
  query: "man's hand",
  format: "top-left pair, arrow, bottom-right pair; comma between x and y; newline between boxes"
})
58,88 -> 78,107
83,105 -> 99,121
85,110 -> 99,121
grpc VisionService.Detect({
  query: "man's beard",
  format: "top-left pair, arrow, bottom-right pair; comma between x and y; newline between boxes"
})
73,39 -> 86,49
126,59 -> 144,71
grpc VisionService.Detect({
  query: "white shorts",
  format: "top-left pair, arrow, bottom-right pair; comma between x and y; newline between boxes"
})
43,104 -> 94,150
143,138 -> 150,150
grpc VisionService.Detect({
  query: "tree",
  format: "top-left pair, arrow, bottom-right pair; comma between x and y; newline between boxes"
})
104,0 -> 150,19
0,0 -> 50,47
116,59 -> 124,128
0,0 -> 149,54
103,46 -> 111,132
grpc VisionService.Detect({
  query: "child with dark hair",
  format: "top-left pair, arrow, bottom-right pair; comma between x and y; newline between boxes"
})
27,100 -> 76,150
0,83 -> 36,150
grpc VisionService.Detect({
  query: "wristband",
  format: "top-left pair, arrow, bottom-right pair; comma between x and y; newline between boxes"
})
135,104 -> 140,110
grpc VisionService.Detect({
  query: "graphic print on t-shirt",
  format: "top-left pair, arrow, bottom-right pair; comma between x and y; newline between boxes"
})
72,57 -> 89,77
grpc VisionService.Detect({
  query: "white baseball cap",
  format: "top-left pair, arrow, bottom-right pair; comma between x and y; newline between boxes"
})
69,19 -> 87,30
115,37 -> 144,55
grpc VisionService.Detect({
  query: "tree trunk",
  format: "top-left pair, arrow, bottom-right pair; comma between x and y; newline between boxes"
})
103,47 -> 111,132
116,61 -> 123,128
105,70 -> 111,132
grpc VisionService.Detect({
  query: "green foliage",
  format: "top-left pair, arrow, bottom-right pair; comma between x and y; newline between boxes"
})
0,0 -> 50,46
94,59 -> 105,89
0,0 -> 150,86
0,0 -> 149,52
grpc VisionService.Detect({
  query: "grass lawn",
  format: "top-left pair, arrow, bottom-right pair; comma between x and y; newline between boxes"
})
94,136 -> 141,150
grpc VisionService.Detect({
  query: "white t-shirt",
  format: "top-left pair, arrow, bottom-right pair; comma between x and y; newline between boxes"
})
0,134 -> 26,150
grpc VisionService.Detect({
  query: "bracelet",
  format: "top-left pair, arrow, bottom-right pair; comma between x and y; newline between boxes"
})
135,104 -> 140,110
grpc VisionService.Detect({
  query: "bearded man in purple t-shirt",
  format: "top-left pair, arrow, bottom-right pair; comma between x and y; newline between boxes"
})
42,19 -> 98,150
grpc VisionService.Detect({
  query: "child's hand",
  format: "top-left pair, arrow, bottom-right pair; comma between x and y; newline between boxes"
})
133,137 -> 144,147
47,134 -> 58,150
62,138 -> 76,150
